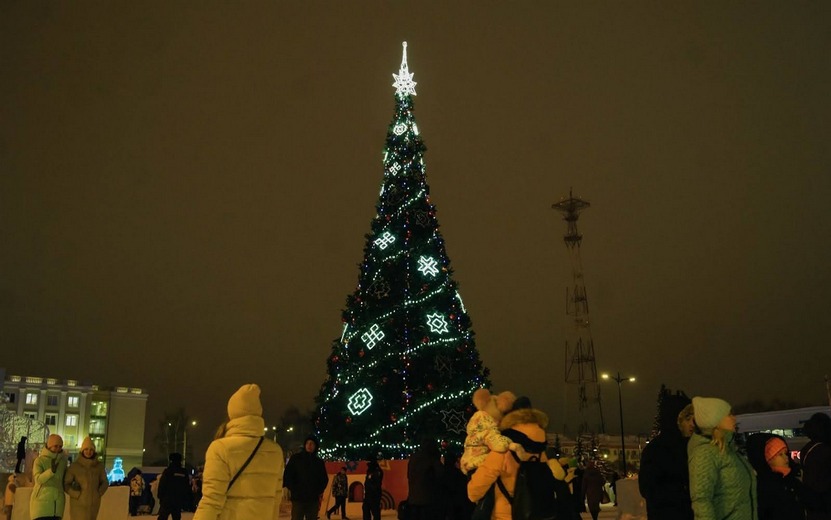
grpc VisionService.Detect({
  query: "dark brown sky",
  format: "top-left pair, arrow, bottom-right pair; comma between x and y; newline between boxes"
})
2,2 -> 830,458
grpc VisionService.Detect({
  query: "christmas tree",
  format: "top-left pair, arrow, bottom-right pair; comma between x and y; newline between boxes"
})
313,43 -> 490,460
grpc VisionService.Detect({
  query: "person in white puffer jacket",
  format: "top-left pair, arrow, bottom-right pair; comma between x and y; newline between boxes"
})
193,384 -> 285,520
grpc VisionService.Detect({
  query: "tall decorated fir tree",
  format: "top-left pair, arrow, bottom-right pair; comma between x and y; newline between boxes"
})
314,43 -> 490,460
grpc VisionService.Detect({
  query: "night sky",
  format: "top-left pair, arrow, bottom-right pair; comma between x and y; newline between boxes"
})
2,2 -> 830,459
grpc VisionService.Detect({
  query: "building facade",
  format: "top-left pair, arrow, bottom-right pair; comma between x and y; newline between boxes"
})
1,370 -> 148,473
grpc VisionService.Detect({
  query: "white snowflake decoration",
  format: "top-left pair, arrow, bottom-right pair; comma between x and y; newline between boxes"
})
393,123 -> 407,136
388,163 -> 402,176
417,255 -> 439,277
426,312 -> 449,334
374,231 -> 396,250
347,388 -> 374,415
361,323 -> 385,350
392,42 -> 417,96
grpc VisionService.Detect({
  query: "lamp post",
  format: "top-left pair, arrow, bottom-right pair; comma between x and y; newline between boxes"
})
183,420 -> 197,466
602,372 -> 635,475
167,422 -> 177,457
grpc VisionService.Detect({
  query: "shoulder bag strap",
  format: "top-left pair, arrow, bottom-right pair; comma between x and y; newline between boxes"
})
802,441 -> 822,465
227,436 -> 264,492
496,477 -> 513,502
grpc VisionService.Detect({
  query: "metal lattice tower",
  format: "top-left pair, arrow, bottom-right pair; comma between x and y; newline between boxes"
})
552,189 -> 604,434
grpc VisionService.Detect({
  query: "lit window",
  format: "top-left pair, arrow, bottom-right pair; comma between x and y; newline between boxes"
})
24,412 -> 38,421
47,395 -> 59,407
66,414 -> 78,427
90,419 -> 106,435
67,396 -> 79,408
25,393 -> 38,405
3,392 -> 14,403
45,414 -> 58,426
91,401 -> 108,417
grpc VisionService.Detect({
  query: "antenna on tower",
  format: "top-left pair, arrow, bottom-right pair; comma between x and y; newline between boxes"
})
552,188 -> 605,434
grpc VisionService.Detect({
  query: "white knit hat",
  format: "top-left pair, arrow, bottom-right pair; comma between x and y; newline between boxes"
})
228,384 -> 263,419
692,396 -> 731,430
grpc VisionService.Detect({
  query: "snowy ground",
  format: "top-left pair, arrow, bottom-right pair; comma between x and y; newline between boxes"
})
171,502 -> 620,519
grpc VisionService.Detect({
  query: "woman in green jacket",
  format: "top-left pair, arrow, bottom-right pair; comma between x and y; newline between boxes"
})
30,434 -> 68,520
688,397 -> 757,520
63,436 -> 108,520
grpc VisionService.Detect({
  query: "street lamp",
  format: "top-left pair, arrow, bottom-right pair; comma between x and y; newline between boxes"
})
167,422 -> 176,457
183,420 -> 197,466
601,372 -> 636,475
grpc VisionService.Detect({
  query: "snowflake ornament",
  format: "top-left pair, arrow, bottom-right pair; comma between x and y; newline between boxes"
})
426,312 -> 449,334
368,278 -> 390,299
375,231 -> 396,250
417,255 -> 439,277
361,323 -> 385,350
440,409 -> 467,434
347,388 -> 374,415
434,354 -> 452,377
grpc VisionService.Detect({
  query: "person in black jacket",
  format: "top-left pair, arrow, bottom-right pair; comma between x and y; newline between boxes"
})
440,452 -> 473,520
637,391 -> 694,520
407,438 -> 444,520
801,412 -> 831,520
363,457 -> 383,520
15,436 -> 27,474
157,452 -> 192,520
747,433 -> 806,520
283,435 -> 329,520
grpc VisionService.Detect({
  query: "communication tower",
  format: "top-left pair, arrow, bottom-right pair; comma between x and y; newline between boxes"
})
552,189 -> 605,433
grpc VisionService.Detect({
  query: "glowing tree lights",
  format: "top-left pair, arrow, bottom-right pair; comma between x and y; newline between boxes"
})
314,43 -> 490,459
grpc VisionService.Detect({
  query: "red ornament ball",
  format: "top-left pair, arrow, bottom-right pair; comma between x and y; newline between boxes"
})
359,350 -> 365,358
441,440 -> 448,449
345,417 -> 352,424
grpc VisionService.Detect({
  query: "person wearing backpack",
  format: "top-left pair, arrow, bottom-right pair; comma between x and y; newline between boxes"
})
467,406 -> 557,520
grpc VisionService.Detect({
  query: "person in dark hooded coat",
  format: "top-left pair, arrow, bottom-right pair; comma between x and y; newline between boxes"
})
746,432 -> 805,520
637,391 -> 694,520
801,412 -> 831,520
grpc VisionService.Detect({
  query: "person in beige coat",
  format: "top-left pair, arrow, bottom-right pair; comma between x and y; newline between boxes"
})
63,436 -> 108,520
467,406 -> 550,520
193,384 -> 285,520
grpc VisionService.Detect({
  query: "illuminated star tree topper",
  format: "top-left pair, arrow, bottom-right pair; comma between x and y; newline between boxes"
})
392,41 -> 417,96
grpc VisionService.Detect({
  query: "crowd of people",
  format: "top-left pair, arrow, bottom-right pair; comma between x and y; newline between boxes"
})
4,386 -> 831,520
638,394 -> 831,520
